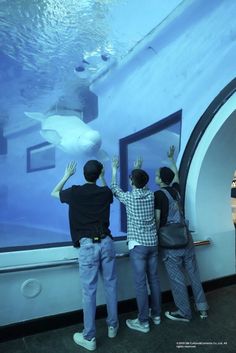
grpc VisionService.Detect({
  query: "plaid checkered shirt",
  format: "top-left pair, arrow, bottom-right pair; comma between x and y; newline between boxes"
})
111,183 -> 157,246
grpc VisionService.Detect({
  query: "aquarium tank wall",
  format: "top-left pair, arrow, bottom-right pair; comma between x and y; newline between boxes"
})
0,0 -> 182,250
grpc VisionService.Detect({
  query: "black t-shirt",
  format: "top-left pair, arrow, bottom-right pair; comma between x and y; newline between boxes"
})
154,183 -> 180,227
60,183 -> 113,247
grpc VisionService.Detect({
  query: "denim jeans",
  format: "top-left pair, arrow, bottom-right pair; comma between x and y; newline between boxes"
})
78,236 -> 118,339
129,245 -> 161,323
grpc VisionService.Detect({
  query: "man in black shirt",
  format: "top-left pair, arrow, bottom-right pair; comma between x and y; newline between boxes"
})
51,160 -> 118,351
155,146 -> 208,322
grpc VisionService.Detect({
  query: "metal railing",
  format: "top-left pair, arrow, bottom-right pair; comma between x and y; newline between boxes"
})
193,239 -> 211,247
0,239 -> 210,274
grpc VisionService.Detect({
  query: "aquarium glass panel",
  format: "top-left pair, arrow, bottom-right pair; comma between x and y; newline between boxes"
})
0,0 -> 183,250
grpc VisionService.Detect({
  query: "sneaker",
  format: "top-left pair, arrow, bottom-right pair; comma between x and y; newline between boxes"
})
126,318 -> 150,333
108,323 -> 119,338
150,314 -> 161,325
199,310 -> 208,319
165,310 -> 190,322
193,304 -> 208,319
73,332 -> 96,351
149,309 -> 161,325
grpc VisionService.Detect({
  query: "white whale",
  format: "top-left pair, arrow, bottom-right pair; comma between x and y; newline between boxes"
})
25,112 -> 106,159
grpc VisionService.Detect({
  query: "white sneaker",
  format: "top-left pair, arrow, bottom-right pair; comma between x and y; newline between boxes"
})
194,304 -> 208,319
149,309 -> 161,325
108,323 -> 119,338
165,310 -> 190,322
126,318 -> 150,333
150,314 -> 161,325
73,332 -> 96,351
199,310 -> 208,319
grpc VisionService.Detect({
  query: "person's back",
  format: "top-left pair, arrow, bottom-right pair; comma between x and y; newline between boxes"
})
124,187 -> 157,245
154,186 -> 181,226
155,147 -> 209,322
111,158 -> 161,333
61,182 -> 113,246
51,159 -> 118,351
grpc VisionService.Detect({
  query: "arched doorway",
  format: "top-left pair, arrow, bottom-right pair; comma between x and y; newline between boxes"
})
180,80 -> 236,280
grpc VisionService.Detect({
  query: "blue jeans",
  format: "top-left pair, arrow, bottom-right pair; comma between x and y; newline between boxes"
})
129,245 -> 161,323
78,236 -> 118,339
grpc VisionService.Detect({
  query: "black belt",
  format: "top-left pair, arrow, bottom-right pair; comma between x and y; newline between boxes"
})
92,235 -> 108,243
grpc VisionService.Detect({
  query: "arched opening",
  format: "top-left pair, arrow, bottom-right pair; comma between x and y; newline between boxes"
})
179,79 -> 236,279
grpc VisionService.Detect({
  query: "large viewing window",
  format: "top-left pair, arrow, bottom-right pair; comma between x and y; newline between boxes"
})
119,110 -> 182,232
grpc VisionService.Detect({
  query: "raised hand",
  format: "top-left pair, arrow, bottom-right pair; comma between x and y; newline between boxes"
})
99,167 -> 107,186
134,156 -> 143,169
51,161 -> 77,199
112,156 -> 119,169
167,145 -> 175,160
65,161 -> 77,177
99,167 -> 105,178
167,145 -> 179,183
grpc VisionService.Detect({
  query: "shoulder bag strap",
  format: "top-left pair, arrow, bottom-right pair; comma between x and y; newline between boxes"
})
161,188 -> 185,224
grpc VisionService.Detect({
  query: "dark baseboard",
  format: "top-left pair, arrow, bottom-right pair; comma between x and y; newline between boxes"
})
1,273 -> 235,342
202,273 -> 236,292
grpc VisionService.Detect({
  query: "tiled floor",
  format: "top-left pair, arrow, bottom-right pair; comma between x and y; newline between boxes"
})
1,285 -> 236,353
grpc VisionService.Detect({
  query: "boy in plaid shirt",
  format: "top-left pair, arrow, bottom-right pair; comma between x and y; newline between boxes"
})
111,157 -> 161,333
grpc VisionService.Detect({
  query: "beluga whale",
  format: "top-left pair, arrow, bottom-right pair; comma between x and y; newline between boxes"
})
25,111 -> 107,159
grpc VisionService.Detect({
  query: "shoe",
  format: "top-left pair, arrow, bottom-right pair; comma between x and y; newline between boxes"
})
165,310 -> 190,322
199,310 -> 208,319
150,314 -> 161,325
149,309 -> 161,325
73,332 -> 96,351
126,318 -> 150,333
193,304 -> 208,319
108,323 -> 119,338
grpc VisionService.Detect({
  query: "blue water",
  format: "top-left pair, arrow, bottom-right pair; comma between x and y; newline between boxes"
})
0,0 -> 182,249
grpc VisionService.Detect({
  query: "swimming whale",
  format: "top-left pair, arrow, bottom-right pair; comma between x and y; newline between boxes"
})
25,112 -> 106,159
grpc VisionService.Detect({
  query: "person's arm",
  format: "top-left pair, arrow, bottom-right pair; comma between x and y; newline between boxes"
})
155,209 -> 161,230
167,145 -> 179,184
111,156 -> 119,185
154,191 -> 164,230
99,167 -> 107,187
51,161 -> 77,199
110,156 -> 128,204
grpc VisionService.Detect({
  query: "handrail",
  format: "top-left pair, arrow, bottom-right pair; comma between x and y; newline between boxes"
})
0,253 -> 129,274
0,259 -> 79,274
0,240 -> 210,274
193,239 -> 211,247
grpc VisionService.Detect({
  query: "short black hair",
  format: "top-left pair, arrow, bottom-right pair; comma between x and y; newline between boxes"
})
159,167 -> 175,185
131,169 -> 149,188
83,160 -> 103,182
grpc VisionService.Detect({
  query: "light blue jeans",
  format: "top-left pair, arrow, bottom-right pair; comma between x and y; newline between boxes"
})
78,236 -> 118,339
129,245 -> 161,323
